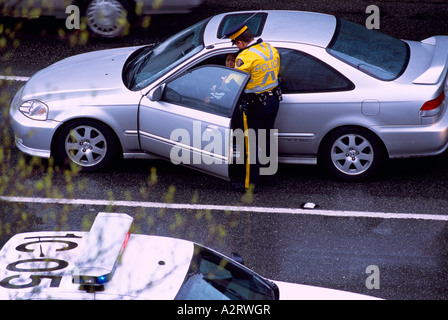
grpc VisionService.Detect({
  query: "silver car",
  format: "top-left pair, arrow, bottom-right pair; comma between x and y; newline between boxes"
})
9,10 -> 448,181
1,0 -> 204,37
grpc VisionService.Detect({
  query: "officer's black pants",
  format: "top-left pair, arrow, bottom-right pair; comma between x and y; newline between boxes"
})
242,93 -> 280,189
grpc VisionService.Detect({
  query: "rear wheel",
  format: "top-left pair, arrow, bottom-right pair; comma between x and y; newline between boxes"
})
54,120 -> 118,172
320,127 -> 385,181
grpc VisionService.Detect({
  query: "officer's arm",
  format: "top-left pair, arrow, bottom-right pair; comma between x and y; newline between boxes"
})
235,52 -> 253,74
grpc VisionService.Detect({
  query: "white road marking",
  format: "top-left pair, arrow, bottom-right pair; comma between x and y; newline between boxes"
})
0,75 -> 30,82
1,196 -> 448,221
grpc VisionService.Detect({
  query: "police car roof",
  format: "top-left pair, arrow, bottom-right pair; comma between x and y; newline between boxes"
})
0,230 -> 194,300
205,10 -> 337,48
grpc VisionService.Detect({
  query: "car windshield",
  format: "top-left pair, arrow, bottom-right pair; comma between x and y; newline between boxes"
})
327,18 -> 409,81
123,18 -> 209,91
175,245 -> 278,300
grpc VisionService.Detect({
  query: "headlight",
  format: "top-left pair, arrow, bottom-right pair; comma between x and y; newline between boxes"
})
19,100 -> 49,121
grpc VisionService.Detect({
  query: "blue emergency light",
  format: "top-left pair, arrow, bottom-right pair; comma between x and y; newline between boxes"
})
72,212 -> 133,286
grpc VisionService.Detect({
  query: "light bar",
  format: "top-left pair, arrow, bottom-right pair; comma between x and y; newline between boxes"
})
72,212 -> 133,286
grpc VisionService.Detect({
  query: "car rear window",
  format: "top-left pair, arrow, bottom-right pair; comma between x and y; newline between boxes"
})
217,12 -> 267,39
327,18 -> 409,81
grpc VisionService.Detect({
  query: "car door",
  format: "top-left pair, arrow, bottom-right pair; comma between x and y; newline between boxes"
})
138,65 -> 250,180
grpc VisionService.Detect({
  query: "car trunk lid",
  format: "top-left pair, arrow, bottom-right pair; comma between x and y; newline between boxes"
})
413,36 -> 448,85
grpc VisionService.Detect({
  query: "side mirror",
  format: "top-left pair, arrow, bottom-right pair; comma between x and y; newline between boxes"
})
147,84 -> 165,102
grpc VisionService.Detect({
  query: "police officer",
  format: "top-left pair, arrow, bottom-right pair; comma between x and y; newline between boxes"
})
225,23 -> 281,193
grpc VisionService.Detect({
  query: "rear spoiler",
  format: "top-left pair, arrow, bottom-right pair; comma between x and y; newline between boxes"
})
413,36 -> 448,85
72,212 -> 133,286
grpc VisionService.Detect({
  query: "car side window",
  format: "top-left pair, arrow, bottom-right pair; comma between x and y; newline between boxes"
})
162,66 -> 248,117
278,48 -> 354,93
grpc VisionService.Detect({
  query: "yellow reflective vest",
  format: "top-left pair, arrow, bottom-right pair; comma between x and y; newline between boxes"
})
235,40 -> 280,94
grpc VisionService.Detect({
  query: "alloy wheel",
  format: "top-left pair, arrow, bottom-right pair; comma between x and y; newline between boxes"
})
86,0 -> 128,37
64,125 -> 108,167
330,133 -> 374,176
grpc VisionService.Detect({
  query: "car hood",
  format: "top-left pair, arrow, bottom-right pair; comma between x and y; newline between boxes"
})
20,46 -> 142,101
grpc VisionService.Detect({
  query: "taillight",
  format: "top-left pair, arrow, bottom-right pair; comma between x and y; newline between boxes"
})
420,91 -> 445,117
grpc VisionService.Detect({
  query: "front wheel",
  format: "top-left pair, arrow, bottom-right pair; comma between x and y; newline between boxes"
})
54,120 -> 118,172
320,127 -> 385,181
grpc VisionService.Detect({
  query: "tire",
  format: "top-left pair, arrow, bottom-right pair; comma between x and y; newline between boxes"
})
320,127 -> 385,181
54,120 -> 118,172
83,0 -> 132,38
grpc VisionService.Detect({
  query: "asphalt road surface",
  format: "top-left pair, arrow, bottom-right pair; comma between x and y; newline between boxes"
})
1,0 -> 448,301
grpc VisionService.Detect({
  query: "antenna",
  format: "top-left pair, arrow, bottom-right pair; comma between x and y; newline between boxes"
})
243,9 -> 263,24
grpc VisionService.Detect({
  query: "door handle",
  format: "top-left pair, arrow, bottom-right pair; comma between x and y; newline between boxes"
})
205,125 -> 219,132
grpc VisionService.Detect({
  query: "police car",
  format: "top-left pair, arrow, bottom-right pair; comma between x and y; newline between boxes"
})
0,212 -> 378,300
